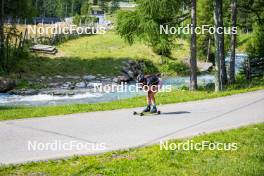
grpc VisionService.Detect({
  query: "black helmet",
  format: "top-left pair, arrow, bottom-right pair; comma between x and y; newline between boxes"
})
136,74 -> 145,83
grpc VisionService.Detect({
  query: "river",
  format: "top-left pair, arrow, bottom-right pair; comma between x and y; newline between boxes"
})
0,53 -> 247,107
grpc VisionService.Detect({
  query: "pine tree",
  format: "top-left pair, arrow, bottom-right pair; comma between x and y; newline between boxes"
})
190,0 -> 198,90
229,0 -> 237,83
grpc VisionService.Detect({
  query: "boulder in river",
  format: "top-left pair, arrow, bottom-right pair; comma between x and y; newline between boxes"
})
83,75 -> 96,81
113,75 -> 131,84
8,89 -> 39,96
75,82 -> 86,88
0,77 -> 16,93
121,60 -> 143,80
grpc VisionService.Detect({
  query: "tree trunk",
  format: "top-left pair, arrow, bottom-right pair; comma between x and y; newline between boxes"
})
190,0 -> 198,91
206,37 -> 211,63
229,0 -> 237,84
0,0 -> 4,70
213,0 -> 227,91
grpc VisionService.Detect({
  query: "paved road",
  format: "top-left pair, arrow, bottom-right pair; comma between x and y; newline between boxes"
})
0,90 -> 264,165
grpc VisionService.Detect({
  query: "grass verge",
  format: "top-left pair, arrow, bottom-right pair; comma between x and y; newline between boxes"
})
0,123 -> 263,175
0,78 -> 263,121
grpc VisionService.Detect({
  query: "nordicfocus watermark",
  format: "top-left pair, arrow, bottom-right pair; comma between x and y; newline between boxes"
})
160,24 -> 237,35
27,24 -> 106,35
91,82 -> 172,93
160,140 -> 238,151
27,140 -> 106,152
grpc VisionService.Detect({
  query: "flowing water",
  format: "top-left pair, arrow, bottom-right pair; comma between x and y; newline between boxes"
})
0,53 -> 247,107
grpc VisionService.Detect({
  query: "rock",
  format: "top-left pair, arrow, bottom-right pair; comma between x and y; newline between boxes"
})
48,83 -> 60,87
113,75 -> 130,84
67,92 -> 75,96
61,82 -> 72,89
55,75 -> 63,79
9,89 -> 39,96
103,78 -> 111,82
52,91 -> 67,96
23,89 -> 39,95
40,76 -> 46,80
122,66 -> 130,72
0,77 -> 16,92
198,62 -> 213,72
126,70 -> 134,79
128,60 -> 135,64
66,76 -> 81,79
121,60 -> 144,80
75,82 -> 86,88
83,75 -> 96,81
87,82 -> 97,89
112,77 -> 119,83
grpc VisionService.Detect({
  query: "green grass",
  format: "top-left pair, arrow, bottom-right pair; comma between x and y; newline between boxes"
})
58,31 -> 189,62
0,78 -> 263,121
8,27 -> 252,78
237,32 -> 252,53
9,31 -> 189,78
57,31 -> 190,75
1,123 -> 263,175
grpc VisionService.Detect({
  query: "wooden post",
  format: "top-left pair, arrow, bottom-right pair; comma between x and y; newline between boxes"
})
0,0 -> 5,68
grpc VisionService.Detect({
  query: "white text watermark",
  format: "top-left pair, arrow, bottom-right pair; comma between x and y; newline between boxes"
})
160,140 -> 238,151
27,140 -> 106,152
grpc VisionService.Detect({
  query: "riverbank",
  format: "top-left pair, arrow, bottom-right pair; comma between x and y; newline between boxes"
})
1,77 -> 263,121
5,31 -> 189,80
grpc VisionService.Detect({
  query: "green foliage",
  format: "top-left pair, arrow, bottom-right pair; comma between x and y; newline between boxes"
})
116,0 -> 184,56
159,60 -> 189,76
140,59 -> 159,74
81,0 -> 91,16
4,0 -> 36,18
72,1 -> 99,25
246,24 -> 264,59
31,0 -> 95,18
116,10 -> 140,44
0,26 -> 30,74
196,0 -> 233,61
73,15 -> 98,25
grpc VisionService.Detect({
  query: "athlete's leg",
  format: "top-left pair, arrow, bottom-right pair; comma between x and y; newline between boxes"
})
142,90 -> 151,112
150,90 -> 158,113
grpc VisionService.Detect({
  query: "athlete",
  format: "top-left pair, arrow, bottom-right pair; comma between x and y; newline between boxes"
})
136,74 -> 162,113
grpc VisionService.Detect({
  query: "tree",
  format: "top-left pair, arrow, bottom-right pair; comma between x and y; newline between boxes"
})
81,0 -> 91,16
197,0 -> 214,61
229,0 -> 237,83
116,0 -> 185,56
0,0 -> 35,72
213,0 -> 227,91
190,0 -> 198,90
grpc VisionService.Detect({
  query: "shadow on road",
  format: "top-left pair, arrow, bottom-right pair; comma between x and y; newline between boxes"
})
162,111 -> 190,115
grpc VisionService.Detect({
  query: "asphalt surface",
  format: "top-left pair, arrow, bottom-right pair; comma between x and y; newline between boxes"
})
0,90 -> 264,165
